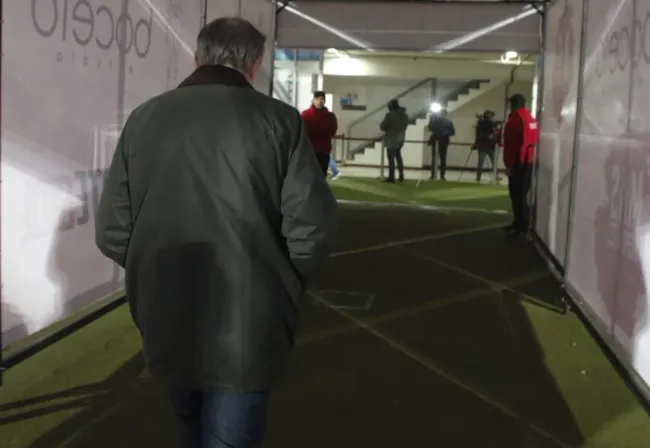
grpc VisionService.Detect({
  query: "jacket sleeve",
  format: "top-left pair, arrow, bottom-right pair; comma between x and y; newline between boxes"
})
380,113 -> 390,132
449,121 -> 456,137
329,113 -> 338,137
95,128 -> 132,268
281,114 -> 338,284
503,116 -> 524,168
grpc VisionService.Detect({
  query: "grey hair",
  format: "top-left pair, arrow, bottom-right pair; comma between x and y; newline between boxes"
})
196,18 -> 266,73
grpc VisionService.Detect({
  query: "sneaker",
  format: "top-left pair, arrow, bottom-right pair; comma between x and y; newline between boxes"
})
331,173 -> 341,181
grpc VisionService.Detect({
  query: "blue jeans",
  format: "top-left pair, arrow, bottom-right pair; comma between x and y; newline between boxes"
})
328,158 -> 339,176
168,386 -> 270,448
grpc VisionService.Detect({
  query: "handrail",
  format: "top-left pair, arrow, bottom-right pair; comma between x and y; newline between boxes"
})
347,77 -> 436,130
346,79 -> 490,158
334,135 -> 474,146
437,79 -> 487,107
345,77 -> 436,158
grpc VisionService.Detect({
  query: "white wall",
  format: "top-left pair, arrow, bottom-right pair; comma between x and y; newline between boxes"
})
276,56 -> 535,81
323,76 -> 468,147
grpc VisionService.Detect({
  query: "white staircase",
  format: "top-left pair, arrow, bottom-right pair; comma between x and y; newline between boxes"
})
349,79 -> 506,167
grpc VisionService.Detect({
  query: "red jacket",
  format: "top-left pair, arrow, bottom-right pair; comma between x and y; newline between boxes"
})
301,105 -> 338,154
503,107 -> 539,168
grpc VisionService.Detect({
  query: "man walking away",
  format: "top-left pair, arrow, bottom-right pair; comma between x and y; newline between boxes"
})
474,110 -> 498,182
380,99 -> 409,183
428,109 -> 455,181
95,18 -> 337,448
302,91 -> 338,176
503,93 -> 539,237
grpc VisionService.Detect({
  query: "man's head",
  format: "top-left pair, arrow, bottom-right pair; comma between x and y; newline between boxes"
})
439,109 -> 448,117
312,91 -> 326,109
195,18 -> 266,81
509,94 -> 526,111
483,110 -> 495,120
387,99 -> 399,111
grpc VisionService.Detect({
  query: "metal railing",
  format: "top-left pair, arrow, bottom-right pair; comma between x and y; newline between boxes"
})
345,79 -> 492,160
345,78 -> 437,159
333,136 -> 505,181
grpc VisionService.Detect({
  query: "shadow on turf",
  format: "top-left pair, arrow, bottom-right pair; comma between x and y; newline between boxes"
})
7,208 -> 643,447
13,352 -> 175,448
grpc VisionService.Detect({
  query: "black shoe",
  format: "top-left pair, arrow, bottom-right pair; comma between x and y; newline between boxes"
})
398,177 -> 404,183
506,225 -> 527,238
383,178 -> 396,184
503,223 -> 516,232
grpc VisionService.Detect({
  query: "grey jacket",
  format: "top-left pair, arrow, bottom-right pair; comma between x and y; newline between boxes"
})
95,65 -> 337,391
380,107 -> 410,148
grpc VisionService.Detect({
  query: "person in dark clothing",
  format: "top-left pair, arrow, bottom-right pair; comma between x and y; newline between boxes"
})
474,110 -> 498,182
95,18 -> 338,448
380,99 -> 409,183
301,91 -> 338,176
503,93 -> 539,237
428,109 -> 455,180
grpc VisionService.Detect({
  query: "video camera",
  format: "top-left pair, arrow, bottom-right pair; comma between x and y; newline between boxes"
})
476,110 -> 497,120
475,111 -> 503,127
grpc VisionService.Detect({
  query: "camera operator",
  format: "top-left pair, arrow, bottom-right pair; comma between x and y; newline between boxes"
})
473,110 -> 499,182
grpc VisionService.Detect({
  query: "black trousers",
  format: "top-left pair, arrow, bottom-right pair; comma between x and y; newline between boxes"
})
508,164 -> 533,230
476,147 -> 496,180
386,146 -> 404,181
314,152 -> 330,177
431,138 -> 449,179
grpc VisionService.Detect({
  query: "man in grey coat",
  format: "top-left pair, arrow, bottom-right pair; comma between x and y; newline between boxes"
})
380,99 -> 409,183
95,17 -> 337,448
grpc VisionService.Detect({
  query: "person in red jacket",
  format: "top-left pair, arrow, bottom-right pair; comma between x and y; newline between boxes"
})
301,91 -> 338,176
502,93 -> 539,236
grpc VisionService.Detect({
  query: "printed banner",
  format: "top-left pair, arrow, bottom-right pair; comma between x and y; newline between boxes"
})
535,0 -> 584,266
565,0 -> 650,388
1,0 -> 201,347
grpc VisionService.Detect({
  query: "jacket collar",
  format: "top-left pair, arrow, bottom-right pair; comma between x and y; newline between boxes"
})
177,65 -> 254,90
310,105 -> 329,112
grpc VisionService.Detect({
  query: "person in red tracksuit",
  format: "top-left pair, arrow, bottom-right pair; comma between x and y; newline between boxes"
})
301,91 -> 338,176
502,93 -> 539,236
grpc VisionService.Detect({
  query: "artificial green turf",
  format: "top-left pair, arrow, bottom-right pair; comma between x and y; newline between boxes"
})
330,177 -> 511,211
1,189 -> 649,447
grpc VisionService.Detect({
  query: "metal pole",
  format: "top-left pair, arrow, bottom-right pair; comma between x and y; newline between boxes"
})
380,144 -> 386,180
527,1 -> 548,242
430,79 -> 437,179
346,125 -> 352,161
562,0 -> 589,273
291,49 -> 298,108
317,50 -> 325,91
267,1 -> 278,97
200,0 -> 207,28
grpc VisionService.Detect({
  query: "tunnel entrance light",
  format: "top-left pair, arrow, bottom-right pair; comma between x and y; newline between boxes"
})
430,102 -> 442,113
501,50 -> 520,63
